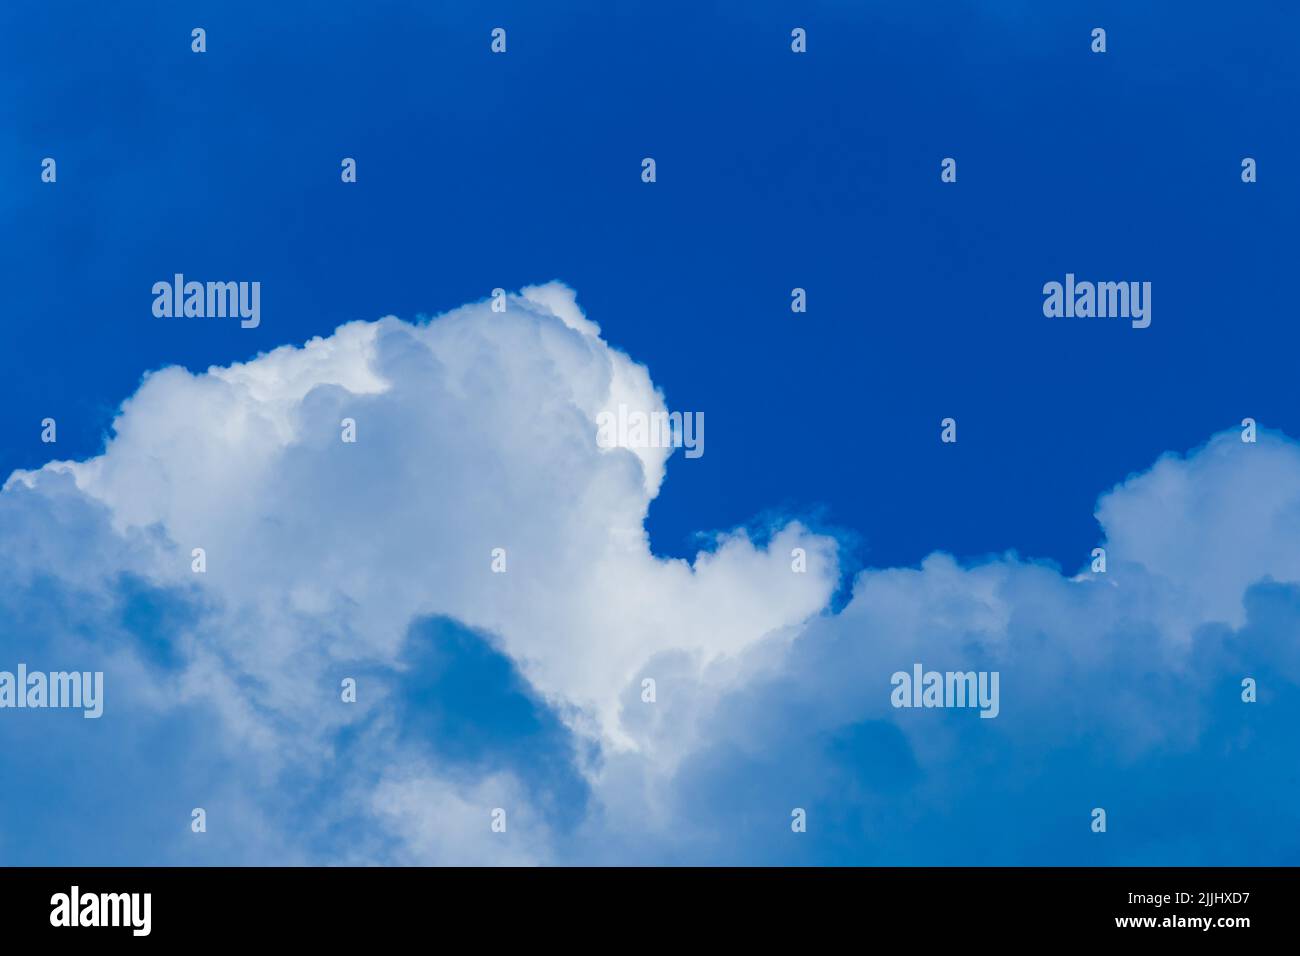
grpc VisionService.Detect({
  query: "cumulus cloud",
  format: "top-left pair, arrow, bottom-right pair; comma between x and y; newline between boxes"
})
586,431 -> 1300,864
2,285 -> 1297,864
13,285 -> 836,744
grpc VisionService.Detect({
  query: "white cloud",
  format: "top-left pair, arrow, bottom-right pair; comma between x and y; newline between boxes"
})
4,285 -> 1298,863
7,283 -> 839,754
1097,434 -> 1300,636
369,766 -> 554,866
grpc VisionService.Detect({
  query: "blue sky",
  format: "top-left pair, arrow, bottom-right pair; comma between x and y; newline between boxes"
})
1,1 -> 1298,865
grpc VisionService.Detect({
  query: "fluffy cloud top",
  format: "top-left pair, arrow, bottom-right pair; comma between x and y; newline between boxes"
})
1,284 -> 1296,864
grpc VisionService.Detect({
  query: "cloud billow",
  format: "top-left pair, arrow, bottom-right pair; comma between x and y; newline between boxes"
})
1,285 -> 1296,864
